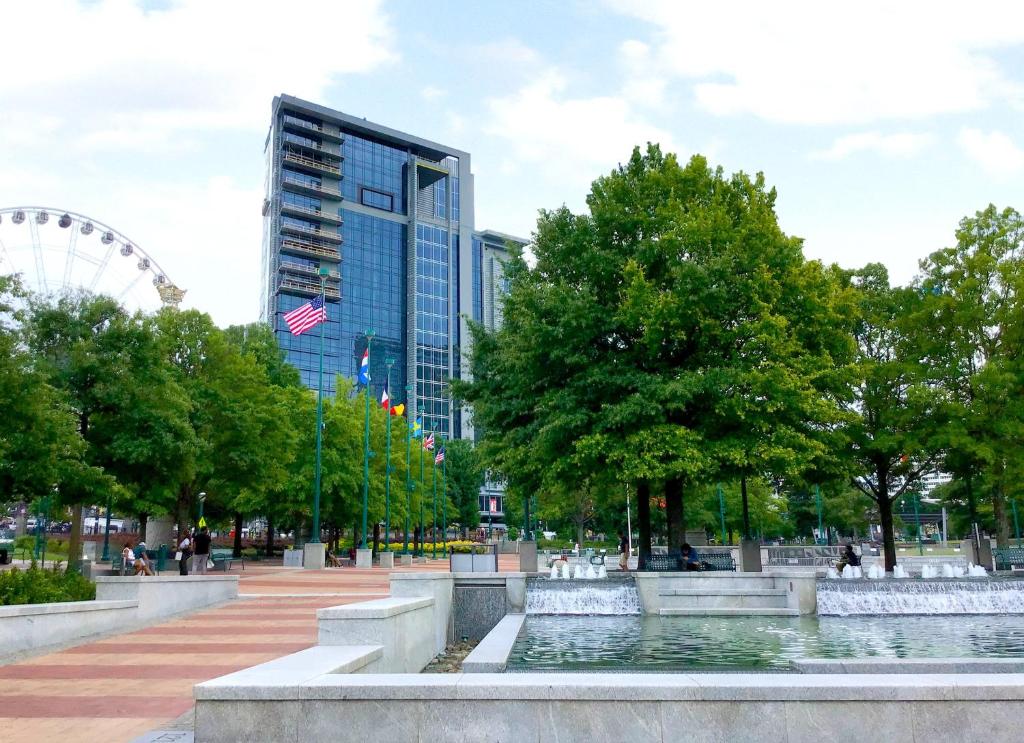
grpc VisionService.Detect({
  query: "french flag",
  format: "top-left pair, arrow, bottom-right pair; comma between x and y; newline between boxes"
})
358,349 -> 369,385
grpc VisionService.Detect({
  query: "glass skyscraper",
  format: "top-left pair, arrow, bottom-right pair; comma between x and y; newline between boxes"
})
262,95 -> 522,443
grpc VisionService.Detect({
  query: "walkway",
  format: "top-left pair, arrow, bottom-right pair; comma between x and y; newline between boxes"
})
0,555 -> 519,742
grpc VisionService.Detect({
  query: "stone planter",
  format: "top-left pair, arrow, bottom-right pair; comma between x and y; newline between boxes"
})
283,549 -> 303,567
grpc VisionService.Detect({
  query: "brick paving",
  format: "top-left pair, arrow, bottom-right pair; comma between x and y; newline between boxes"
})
0,554 -> 518,743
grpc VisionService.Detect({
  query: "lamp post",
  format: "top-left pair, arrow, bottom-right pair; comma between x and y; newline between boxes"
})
101,492 -> 113,561
913,491 -> 923,556
814,484 -> 824,546
717,483 -> 727,545
359,330 -> 374,549
383,358 -> 394,552
404,385 -> 413,555
198,491 -> 206,526
442,446 -> 448,554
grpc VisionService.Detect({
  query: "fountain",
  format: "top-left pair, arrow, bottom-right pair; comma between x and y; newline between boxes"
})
561,563 -> 571,580
968,563 -> 988,577
818,576 -> 1024,615
549,564 -> 559,580
573,563 -> 584,580
525,575 -> 642,615
893,564 -> 909,579
585,564 -> 597,580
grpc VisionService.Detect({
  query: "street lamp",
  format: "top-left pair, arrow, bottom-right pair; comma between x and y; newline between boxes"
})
101,491 -> 114,561
198,491 -> 207,527
404,384 -> 413,555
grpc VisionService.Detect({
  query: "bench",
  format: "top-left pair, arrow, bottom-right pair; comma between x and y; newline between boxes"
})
642,551 -> 736,572
112,549 -> 164,575
210,548 -> 244,571
994,548 -> 1024,571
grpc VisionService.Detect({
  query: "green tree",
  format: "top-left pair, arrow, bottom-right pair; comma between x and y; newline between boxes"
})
844,264 -> 947,571
915,205 -> 1024,546
442,438 -> 484,536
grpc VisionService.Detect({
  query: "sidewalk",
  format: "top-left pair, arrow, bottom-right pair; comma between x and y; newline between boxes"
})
0,555 -> 508,743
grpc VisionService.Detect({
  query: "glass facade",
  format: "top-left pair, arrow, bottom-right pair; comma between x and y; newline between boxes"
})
342,134 -> 407,213
415,223 -> 450,437
276,293 -> 342,395
471,237 -> 483,323
340,211 -> 406,398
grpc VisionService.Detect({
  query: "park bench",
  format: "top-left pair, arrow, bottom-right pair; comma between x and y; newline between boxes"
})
112,549 -> 165,575
994,548 -> 1024,571
642,551 -> 736,572
210,548 -> 245,571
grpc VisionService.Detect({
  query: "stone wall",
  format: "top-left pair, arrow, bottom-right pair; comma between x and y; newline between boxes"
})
194,670 -> 1024,742
95,574 -> 239,621
0,599 -> 137,661
317,597 -> 437,673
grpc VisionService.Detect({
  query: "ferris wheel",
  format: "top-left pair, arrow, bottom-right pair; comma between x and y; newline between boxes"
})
0,206 -> 185,309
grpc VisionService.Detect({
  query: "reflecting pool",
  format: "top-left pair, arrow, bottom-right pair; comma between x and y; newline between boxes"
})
506,614 -> 1024,672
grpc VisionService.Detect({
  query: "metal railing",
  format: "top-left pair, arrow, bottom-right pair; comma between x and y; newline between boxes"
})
280,238 -> 340,260
766,546 -> 843,566
283,151 -> 341,176
281,174 -> 341,198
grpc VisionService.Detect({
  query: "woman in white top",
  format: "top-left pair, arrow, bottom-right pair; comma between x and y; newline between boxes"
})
177,531 -> 192,576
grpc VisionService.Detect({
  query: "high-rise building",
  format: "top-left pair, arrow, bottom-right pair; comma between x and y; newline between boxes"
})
469,229 -> 529,532
262,95 -> 477,438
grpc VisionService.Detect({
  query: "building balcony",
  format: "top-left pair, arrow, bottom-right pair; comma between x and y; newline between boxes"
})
280,200 -> 343,225
280,221 -> 343,244
280,237 -> 341,262
282,150 -> 341,177
281,174 -> 341,199
281,114 -> 343,143
278,261 -> 341,281
278,276 -> 341,299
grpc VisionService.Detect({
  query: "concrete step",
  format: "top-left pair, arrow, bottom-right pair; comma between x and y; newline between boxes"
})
659,607 -> 801,617
659,588 -> 787,597
659,593 -> 790,609
656,577 -> 780,590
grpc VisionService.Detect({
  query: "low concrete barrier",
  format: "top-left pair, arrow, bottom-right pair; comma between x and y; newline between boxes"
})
793,657 -> 1024,674
462,613 -> 525,672
194,670 -> 1024,742
95,574 -> 239,621
0,599 -> 137,661
318,597 -> 436,673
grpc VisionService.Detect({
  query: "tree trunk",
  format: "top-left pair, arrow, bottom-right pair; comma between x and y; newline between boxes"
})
636,480 -> 652,569
67,503 -> 83,572
138,513 -> 149,542
372,522 -> 380,557
233,513 -> 243,557
265,515 -> 274,558
966,474 -> 978,527
176,484 -> 192,537
576,521 -> 585,548
664,477 -> 684,551
741,474 -> 751,540
876,468 -> 897,572
992,462 -> 1011,548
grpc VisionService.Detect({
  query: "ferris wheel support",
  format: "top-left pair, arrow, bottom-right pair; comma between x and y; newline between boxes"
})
0,206 -> 186,307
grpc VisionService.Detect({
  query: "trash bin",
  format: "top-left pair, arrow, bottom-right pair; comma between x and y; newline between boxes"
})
0,548 -> 9,565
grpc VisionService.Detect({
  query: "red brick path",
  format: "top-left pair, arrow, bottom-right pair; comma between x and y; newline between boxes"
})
0,556 -> 518,742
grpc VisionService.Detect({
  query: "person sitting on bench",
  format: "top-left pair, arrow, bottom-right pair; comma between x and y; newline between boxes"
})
681,542 -> 702,571
325,548 -> 343,568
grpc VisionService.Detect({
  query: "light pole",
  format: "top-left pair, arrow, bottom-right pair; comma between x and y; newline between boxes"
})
198,491 -> 207,527
815,484 -> 824,546
311,267 -> 330,545
442,445 -> 448,554
913,492 -> 923,556
717,483 -> 727,545
404,385 -> 413,555
383,358 -> 394,552
359,330 -> 374,549
101,492 -> 113,561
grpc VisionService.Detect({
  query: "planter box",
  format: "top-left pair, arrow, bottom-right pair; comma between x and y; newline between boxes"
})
450,551 -> 498,572
283,549 -> 303,567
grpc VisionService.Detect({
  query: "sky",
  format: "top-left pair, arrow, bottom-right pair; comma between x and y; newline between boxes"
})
0,0 -> 1022,326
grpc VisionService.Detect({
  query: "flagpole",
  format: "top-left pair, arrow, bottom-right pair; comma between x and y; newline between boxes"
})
403,385 -> 413,555
442,448 -> 448,554
311,269 -> 329,546
418,409 -> 425,557
383,358 -> 394,553
432,432 -> 438,560
359,329 -> 374,550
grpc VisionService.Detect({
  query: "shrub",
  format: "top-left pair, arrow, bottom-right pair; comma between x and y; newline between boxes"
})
0,563 -> 96,605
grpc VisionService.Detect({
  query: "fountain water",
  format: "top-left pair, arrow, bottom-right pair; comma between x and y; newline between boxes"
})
893,565 -> 909,579
573,564 -> 584,580
561,563 -> 571,580
968,563 -> 988,577
549,564 -> 559,580
817,577 -> 1024,615
826,567 -> 840,580
525,576 -> 642,615
585,564 -> 597,580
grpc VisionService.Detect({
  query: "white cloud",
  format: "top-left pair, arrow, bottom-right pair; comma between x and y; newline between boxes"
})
421,86 -> 447,101
0,0 -> 396,324
609,0 -> 1024,124
812,131 -> 935,161
0,0 -> 396,150
619,40 -> 668,108
484,70 -> 680,190
957,128 -> 1024,177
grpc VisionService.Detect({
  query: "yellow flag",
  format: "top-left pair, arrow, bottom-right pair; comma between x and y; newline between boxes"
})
391,403 -> 405,417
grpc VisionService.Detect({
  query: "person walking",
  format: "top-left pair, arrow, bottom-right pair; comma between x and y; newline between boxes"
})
618,531 -> 630,571
176,530 -> 192,576
191,526 -> 212,575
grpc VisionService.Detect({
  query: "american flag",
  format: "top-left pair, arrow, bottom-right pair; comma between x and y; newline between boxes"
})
283,295 -> 326,335
435,447 -> 445,465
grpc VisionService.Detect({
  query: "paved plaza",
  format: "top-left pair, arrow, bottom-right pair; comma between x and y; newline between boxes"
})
0,555 -> 518,742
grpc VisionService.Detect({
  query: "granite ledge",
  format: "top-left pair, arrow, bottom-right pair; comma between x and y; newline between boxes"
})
317,597 -> 433,619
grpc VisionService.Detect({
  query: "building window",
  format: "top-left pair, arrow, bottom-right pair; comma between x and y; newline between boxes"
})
360,187 -> 394,212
